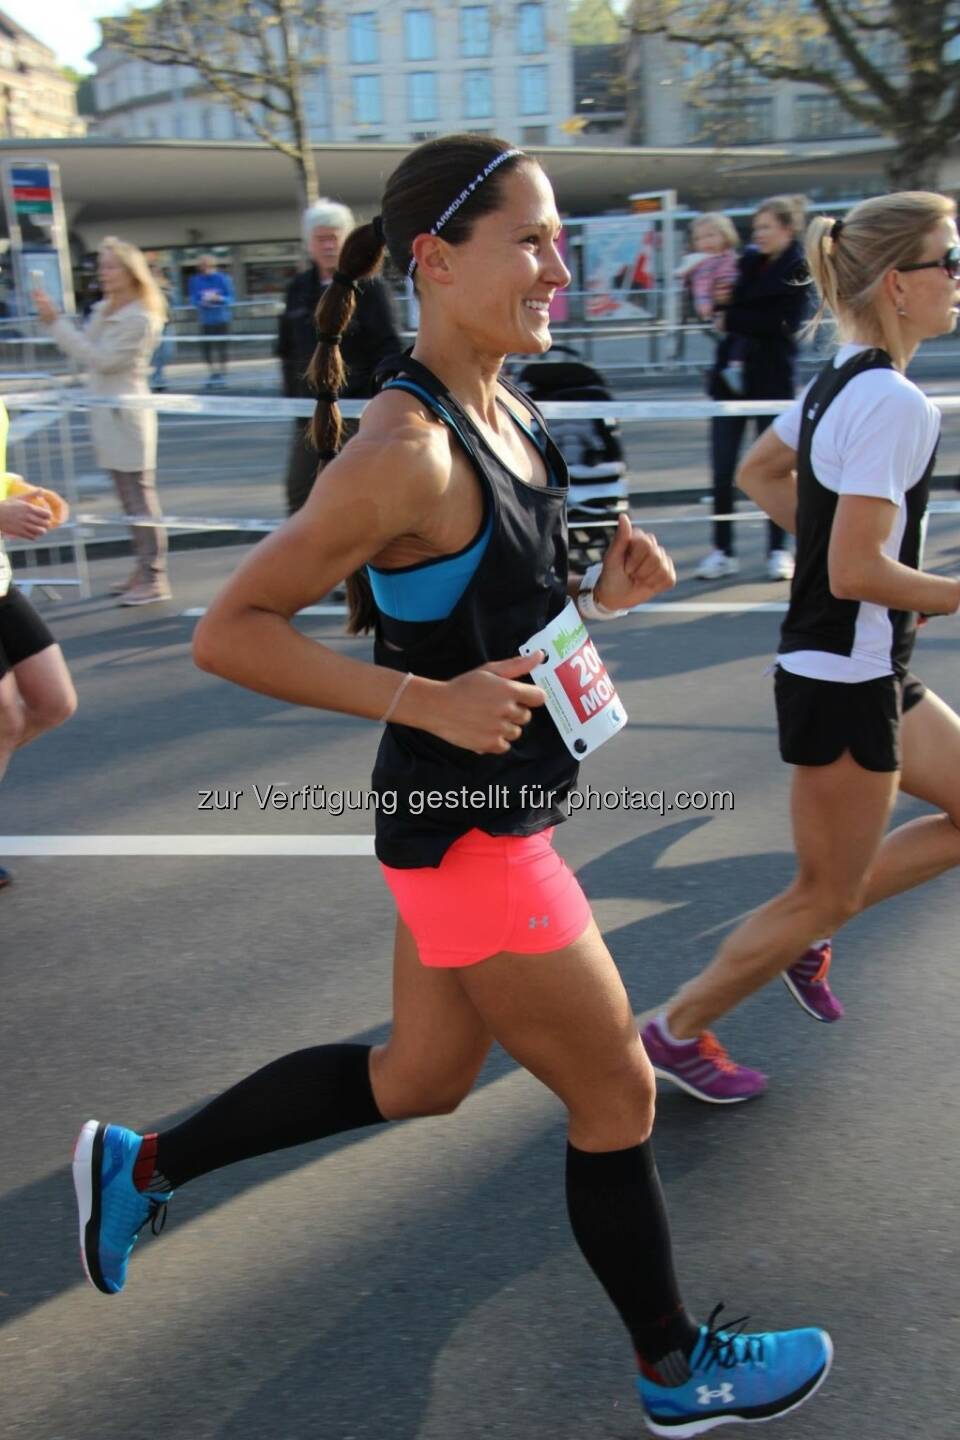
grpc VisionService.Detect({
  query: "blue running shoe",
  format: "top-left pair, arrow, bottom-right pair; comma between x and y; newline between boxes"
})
637,1304 -> 833,1436
72,1120 -> 172,1295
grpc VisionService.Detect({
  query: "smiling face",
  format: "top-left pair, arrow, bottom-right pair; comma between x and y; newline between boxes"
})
753,209 -> 795,257
895,216 -> 960,341
415,163 -> 571,356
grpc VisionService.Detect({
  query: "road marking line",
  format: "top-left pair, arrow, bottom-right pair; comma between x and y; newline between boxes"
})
0,835 -> 376,856
180,600 -> 790,618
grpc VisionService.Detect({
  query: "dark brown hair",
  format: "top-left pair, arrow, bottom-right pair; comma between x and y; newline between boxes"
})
305,133 -> 529,632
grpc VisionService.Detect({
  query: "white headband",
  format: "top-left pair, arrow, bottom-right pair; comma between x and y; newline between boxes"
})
407,149 -> 523,278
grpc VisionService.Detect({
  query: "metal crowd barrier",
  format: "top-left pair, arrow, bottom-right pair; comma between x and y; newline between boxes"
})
6,385 -> 960,602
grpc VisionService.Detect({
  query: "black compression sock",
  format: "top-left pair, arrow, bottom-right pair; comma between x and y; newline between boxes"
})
565,1140 -> 700,1380
152,1043 -> 384,1189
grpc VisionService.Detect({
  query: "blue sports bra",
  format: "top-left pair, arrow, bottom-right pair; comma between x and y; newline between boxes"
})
366,379 -> 556,622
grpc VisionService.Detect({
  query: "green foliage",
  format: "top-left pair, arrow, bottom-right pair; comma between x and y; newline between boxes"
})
571,0 -> 623,45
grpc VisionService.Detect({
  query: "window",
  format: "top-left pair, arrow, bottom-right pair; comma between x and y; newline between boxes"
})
200,107 -> 213,139
348,13 -> 379,65
404,9 -> 436,61
411,129 -> 438,141
688,96 -> 773,144
352,74 -> 382,125
793,92 -> 876,140
356,132 -> 384,142
520,124 -> 548,144
461,6 -> 491,58
408,70 -> 438,121
519,64 -> 547,115
304,82 -> 329,138
464,69 -> 492,119
518,3 -> 545,55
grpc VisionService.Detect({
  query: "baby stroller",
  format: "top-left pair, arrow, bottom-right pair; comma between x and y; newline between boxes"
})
513,344 -> 628,568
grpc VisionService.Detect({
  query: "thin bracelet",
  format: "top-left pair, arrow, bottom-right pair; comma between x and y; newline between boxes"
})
380,671 -> 414,724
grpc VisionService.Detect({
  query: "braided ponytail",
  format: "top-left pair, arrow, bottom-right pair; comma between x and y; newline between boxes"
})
305,217 -> 388,634
307,219 -> 387,453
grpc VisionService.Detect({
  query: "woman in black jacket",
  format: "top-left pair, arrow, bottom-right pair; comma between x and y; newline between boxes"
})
278,198 -> 403,514
695,195 -> 809,582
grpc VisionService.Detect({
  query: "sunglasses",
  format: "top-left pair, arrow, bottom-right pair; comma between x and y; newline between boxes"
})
899,244 -> 960,280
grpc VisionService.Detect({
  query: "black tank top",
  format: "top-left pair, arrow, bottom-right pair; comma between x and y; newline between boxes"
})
779,348 -> 937,678
370,356 -> 579,867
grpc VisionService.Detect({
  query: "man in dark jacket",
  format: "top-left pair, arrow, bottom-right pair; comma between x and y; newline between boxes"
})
278,199 -> 403,514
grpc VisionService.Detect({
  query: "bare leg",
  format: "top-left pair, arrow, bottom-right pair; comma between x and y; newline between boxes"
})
455,919 -> 654,1151
370,916 -> 493,1119
859,688 -> 960,905
0,645 -> 76,779
667,753 -> 897,1039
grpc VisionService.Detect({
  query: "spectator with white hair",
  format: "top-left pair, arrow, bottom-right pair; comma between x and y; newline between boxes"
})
278,197 -> 403,514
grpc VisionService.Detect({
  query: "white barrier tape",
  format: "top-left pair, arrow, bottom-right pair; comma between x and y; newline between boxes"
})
72,512 -> 280,533
0,834 -> 376,856
0,388 -> 842,422
20,496 -> 960,542
9,386 -> 960,423
180,600 -> 792,620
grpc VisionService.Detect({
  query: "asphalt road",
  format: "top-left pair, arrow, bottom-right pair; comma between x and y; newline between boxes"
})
2,510 -> 959,1440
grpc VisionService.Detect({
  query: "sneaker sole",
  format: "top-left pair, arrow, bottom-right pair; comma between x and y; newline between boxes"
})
651,1065 -> 764,1104
781,971 -> 841,1023
642,1331 -> 833,1437
73,1119 -> 112,1294
118,594 -> 172,606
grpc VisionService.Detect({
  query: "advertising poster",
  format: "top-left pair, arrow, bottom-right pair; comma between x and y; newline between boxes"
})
583,215 -> 659,322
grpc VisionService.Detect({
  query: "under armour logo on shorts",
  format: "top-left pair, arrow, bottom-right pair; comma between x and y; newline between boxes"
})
528,915 -> 550,929
697,1383 -> 735,1406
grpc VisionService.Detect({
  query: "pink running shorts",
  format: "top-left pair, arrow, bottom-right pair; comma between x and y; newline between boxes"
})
379,827 -> 592,968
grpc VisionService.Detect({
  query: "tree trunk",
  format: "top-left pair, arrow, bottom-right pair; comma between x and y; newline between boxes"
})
885,136 -> 946,193
296,150 -> 320,212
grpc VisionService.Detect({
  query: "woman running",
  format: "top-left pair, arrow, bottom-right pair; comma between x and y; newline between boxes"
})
643,191 -> 960,1102
72,136 -> 830,1436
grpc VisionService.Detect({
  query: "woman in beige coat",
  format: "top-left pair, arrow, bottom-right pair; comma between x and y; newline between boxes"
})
34,238 -> 170,604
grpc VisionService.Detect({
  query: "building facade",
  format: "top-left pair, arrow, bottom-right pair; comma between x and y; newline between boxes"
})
629,35 -> 884,198
0,9 -> 84,140
89,2 -> 575,148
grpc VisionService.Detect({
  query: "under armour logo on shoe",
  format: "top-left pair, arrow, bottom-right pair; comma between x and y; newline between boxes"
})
697,1383 -> 735,1406
528,915 -> 550,928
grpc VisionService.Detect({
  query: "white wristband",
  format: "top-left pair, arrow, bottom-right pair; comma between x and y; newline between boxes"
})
578,562 -> 628,621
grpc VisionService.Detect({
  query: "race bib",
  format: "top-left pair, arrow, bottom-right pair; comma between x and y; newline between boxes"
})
520,599 -> 627,758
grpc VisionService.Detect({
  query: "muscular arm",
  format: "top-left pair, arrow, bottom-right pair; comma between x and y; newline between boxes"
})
193,392 -> 548,759
736,427 -> 798,534
829,495 -> 960,615
193,398 -> 454,725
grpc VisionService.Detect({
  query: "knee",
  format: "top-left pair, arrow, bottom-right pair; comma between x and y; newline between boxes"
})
791,875 -> 861,932
370,1045 -> 475,1121
29,683 -> 77,734
381,1078 -> 473,1121
0,696 -> 24,750
569,1041 -> 657,1149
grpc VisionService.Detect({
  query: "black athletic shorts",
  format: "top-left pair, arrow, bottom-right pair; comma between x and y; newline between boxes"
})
0,585 -> 56,680
774,666 -> 926,773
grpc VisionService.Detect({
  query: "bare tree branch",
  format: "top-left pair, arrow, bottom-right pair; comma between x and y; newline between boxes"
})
625,0 -> 960,185
102,0 -> 321,206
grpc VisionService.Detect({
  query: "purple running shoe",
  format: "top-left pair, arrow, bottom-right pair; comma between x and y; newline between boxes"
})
641,1019 -> 767,1104
783,941 -> 845,1023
